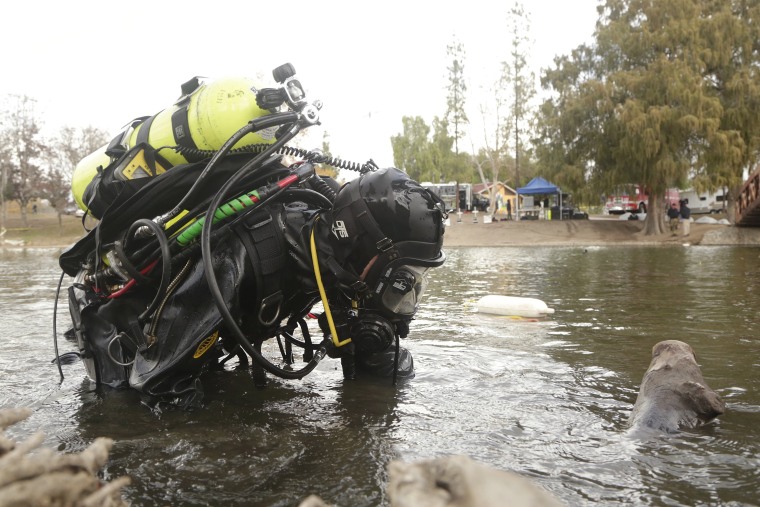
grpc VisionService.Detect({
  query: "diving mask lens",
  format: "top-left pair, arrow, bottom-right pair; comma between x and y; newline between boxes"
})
380,265 -> 429,316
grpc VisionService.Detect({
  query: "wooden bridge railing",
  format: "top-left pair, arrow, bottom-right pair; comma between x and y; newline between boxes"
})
737,165 -> 760,227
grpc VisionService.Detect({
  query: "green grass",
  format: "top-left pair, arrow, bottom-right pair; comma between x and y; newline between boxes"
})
2,211 -> 91,246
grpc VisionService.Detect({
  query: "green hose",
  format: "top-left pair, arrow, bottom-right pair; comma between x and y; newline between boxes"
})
176,190 -> 260,246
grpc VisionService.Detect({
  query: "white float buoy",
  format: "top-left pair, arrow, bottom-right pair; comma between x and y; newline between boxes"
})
476,295 -> 555,318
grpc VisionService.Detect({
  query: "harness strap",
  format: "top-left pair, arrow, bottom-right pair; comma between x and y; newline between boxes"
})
325,256 -> 368,294
351,187 -> 397,258
235,210 -> 288,328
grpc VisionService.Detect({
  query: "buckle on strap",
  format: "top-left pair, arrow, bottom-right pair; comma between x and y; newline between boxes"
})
376,237 -> 394,253
350,280 -> 369,295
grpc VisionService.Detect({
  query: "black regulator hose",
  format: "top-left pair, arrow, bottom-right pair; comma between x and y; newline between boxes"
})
309,177 -> 337,202
200,117 -> 326,380
280,188 -> 334,210
52,270 -> 66,382
125,218 -> 172,323
170,111 -> 299,222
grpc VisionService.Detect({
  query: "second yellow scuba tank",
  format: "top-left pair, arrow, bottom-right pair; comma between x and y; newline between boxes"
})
126,76 -> 277,166
72,76 -> 276,213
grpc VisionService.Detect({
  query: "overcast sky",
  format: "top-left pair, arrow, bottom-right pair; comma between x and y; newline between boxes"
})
1,0 -> 600,172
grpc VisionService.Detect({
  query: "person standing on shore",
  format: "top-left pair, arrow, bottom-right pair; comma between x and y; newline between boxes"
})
667,203 -> 680,235
506,198 -> 512,221
680,200 -> 691,237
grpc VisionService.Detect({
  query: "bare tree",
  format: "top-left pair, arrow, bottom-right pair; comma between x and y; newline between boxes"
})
478,73 -> 513,217
42,125 -> 110,228
0,135 -> 10,229
445,38 -> 469,155
503,3 -> 536,189
1,95 -> 45,228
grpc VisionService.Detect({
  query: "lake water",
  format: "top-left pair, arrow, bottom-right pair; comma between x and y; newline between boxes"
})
1,245 -> 758,506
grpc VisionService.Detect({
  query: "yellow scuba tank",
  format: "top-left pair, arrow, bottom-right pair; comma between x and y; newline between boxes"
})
72,76 -> 276,212
71,145 -> 111,210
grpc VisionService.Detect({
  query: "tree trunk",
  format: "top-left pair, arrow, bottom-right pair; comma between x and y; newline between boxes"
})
19,205 -> 28,228
726,183 -> 742,225
641,192 -> 665,235
472,161 -> 491,217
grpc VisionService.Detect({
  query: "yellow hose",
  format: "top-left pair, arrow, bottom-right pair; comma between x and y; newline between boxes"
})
310,219 -> 352,347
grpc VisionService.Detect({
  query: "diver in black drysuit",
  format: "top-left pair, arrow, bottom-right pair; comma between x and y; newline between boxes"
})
60,158 -> 446,407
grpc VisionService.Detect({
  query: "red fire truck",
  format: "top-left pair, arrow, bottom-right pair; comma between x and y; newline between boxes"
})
604,185 -> 680,215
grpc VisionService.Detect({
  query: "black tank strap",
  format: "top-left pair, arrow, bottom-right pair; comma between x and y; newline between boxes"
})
105,116 -> 150,159
171,105 -> 204,162
135,114 -> 158,146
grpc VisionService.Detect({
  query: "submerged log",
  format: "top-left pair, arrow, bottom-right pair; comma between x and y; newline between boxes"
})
298,455 -> 563,507
0,408 -> 130,507
387,455 -> 563,507
628,340 -> 725,433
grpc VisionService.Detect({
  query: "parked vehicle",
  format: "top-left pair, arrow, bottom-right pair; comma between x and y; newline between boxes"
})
472,193 -> 490,212
605,185 -> 679,214
679,188 -> 728,214
421,182 -> 488,212
64,205 -> 85,216
551,205 -> 588,220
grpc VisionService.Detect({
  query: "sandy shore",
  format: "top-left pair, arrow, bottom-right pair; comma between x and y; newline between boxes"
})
441,216 -> 760,247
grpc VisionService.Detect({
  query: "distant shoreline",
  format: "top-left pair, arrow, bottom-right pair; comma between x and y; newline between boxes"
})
441,216 -> 760,247
3,213 -> 760,250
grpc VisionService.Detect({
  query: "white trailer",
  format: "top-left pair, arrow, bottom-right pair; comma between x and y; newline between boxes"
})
679,188 -> 728,214
421,181 -> 472,212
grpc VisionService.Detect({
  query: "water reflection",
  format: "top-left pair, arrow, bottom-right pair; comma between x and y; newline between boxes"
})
1,246 -> 759,506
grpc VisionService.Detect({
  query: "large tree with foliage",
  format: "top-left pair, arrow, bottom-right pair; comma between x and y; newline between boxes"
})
537,0 -> 760,233
391,116 -> 436,183
430,117 -> 473,183
691,0 -> 760,207
391,115 -> 468,185
445,39 -> 469,155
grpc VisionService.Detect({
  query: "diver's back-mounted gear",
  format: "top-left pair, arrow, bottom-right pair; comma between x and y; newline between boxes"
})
55,63 -> 446,404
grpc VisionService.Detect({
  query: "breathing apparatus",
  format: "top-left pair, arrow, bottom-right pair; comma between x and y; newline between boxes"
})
55,62 -> 446,394
307,168 -> 447,378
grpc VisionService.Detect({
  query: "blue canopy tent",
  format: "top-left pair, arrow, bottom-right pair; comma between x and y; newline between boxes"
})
516,177 -> 562,220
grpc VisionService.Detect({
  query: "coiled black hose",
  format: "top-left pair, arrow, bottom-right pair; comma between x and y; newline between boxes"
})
174,143 -> 379,175
310,176 -> 337,202
124,218 -> 172,323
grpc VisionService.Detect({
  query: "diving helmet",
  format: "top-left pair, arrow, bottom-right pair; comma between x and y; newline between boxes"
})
328,168 -> 446,320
